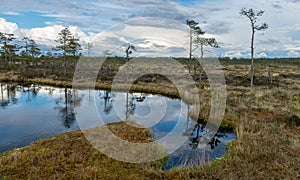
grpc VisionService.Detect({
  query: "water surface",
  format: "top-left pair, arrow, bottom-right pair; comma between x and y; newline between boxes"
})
0,83 -> 235,169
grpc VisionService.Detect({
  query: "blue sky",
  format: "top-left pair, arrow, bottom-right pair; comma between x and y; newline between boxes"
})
0,12 -> 56,29
0,0 -> 300,58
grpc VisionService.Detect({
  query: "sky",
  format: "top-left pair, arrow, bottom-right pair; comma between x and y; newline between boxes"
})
0,0 -> 300,58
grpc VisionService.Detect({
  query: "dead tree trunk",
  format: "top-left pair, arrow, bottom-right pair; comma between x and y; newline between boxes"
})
268,65 -> 273,84
250,22 -> 255,88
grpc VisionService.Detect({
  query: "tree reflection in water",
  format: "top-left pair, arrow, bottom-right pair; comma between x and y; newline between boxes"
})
126,93 -> 146,119
0,83 -> 84,129
184,105 -> 224,150
0,83 -> 45,108
0,84 -> 18,108
0,84 -> 234,169
187,119 -> 222,150
97,91 -> 146,118
55,88 -> 83,129
22,84 -> 41,102
99,91 -> 114,114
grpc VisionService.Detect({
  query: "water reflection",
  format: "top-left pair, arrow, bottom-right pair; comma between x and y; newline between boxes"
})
186,119 -> 222,150
54,88 -> 83,129
99,91 -> 114,114
96,91 -> 147,119
0,84 -> 18,108
163,114 -> 233,169
0,83 -> 235,169
0,84 -> 83,129
0,84 -> 82,153
125,93 -> 146,119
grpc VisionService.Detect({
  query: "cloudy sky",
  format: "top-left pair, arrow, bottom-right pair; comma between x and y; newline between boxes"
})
0,0 -> 300,58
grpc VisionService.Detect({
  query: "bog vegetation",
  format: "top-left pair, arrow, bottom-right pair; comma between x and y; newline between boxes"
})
0,9 -> 299,179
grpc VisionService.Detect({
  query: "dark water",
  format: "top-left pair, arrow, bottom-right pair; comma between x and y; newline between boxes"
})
0,83 -> 235,169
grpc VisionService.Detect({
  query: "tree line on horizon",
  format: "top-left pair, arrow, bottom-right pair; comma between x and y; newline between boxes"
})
0,7 -> 270,87
0,27 -> 82,61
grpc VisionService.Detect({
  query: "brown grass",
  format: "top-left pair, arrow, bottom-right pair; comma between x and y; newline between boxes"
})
0,121 -> 164,179
0,59 -> 300,179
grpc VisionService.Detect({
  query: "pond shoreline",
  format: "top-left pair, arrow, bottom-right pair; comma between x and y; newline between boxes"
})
0,82 -> 235,161
0,76 -> 180,98
0,80 -> 236,177
0,121 -> 167,179
1,62 -> 299,179
0,76 -> 235,132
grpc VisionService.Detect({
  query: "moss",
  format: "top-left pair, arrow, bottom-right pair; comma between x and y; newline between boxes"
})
0,121 -> 165,179
1,58 -> 300,179
218,122 -> 235,133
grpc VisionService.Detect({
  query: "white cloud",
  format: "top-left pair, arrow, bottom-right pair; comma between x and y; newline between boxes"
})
222,51 -> 246,58
90,18 -> 190,57
194,0 -> 300,57
0,18 -> 20,35
0,0 -> 300,57
2,11 -> 21,16
287,50 -> 300,57
0,19 -> 97,55
257,52 -> 268,57
22,25 -> 64,46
